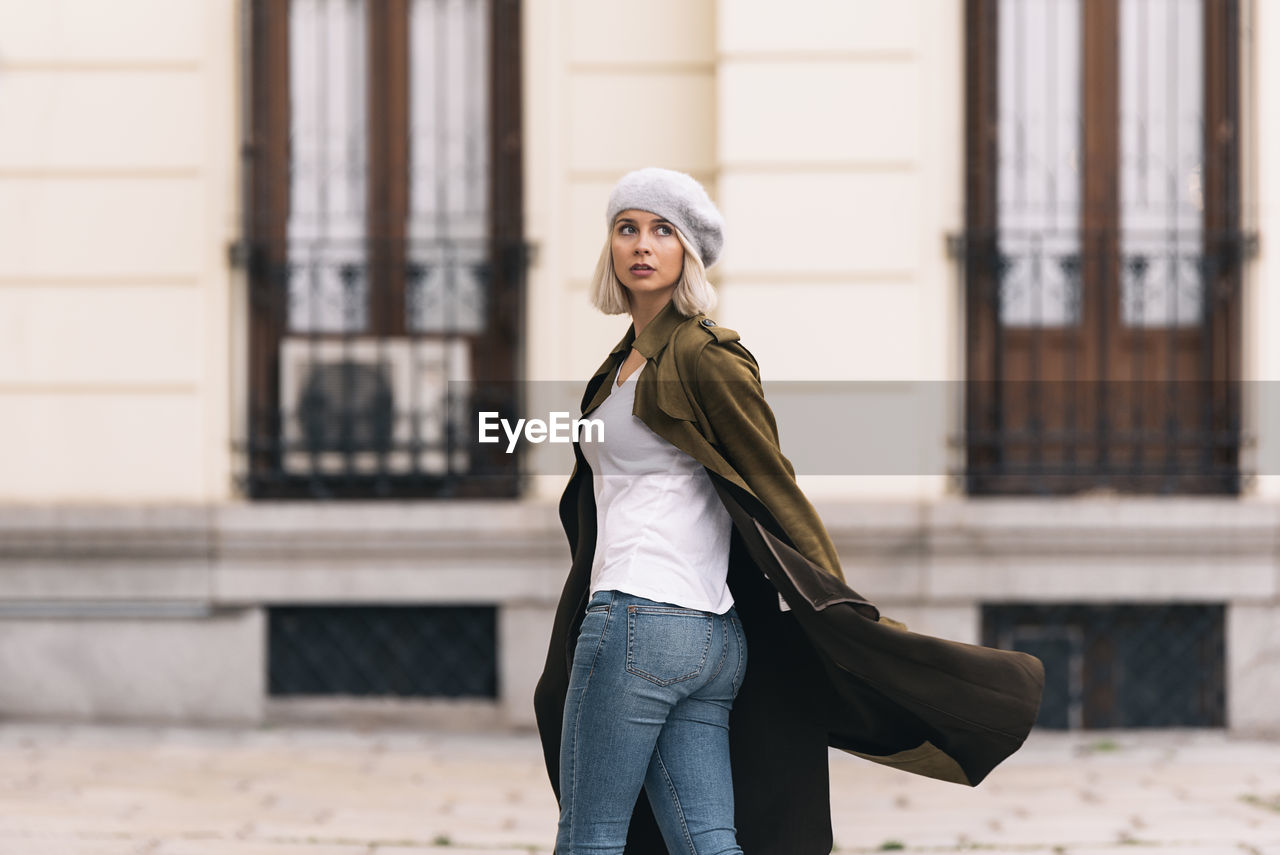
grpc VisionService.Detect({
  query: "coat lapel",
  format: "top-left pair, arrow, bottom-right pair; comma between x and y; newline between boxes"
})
580,345 -> 627,420
580,298 -> 689,419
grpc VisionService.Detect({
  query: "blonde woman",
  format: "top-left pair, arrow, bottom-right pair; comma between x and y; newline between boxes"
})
534,167 -> 1046,855
543,168 -> 742,854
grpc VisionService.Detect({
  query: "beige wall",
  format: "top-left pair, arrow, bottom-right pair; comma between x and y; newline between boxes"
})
523,0 -> 719,500
526,0 -> 962,501
0,0 -> 237,502
1246,0 -> 1280,498
714,0 -> 960,500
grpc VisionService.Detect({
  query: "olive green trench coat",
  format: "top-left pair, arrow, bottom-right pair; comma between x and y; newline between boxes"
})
533,298 -> 1045,854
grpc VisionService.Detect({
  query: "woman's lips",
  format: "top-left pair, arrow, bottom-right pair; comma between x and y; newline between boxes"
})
631,266 -> 654,277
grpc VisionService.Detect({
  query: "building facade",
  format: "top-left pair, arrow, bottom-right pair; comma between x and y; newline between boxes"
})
1,0 -> 1277,733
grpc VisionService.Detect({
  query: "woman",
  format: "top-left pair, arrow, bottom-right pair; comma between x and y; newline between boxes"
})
551,167 -> 746,854
535,168 -> 1046,855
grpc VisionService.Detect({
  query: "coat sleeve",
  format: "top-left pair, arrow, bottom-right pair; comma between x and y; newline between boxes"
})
692,339 -> 847,584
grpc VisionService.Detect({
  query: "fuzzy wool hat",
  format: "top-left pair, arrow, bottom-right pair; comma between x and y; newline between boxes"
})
605,167 -> 725,269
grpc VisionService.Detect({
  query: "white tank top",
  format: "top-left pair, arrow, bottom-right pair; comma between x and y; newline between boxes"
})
579,360 -> 735,614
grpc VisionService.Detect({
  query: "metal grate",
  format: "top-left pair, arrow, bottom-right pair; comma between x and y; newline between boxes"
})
267,605 -> 498,698
955,231 -> 1250,495
983,603 -> 1225,729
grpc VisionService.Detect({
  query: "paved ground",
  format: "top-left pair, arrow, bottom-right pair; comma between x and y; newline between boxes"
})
2,722 -> 1280,854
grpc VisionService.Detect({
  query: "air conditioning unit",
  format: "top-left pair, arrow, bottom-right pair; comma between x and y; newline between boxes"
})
279,337 -> 471,475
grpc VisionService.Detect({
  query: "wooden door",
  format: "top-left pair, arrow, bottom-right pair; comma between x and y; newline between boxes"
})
964,0 -> 1243,495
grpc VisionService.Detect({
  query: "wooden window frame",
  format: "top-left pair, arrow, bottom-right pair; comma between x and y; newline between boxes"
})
242,0 -> 525,499
962,0 -> 1243,495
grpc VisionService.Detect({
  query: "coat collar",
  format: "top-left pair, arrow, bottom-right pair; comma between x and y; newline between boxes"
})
581,298 -> 694,417
607,297 -> 689,362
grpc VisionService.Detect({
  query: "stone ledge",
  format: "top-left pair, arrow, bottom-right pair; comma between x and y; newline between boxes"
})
0,497 -> 1277,603
924,496 -> 1280,556
0,505 -> 214,559
263,697 -> 509,732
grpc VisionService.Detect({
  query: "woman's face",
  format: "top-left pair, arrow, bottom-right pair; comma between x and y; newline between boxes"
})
611,209 -> 685,301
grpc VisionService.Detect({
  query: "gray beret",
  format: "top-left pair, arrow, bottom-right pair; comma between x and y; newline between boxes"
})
605,167 -> 725,269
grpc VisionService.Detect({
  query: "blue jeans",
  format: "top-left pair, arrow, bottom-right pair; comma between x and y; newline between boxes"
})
556,589 -> 748,855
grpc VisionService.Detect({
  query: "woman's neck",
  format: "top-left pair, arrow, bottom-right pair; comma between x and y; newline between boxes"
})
629,295 -> 673,338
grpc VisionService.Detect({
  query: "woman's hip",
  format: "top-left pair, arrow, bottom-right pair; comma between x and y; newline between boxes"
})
574,589 -> 746,700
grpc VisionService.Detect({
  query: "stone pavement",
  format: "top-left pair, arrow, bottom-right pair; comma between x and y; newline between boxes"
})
2,721 -> 1280,854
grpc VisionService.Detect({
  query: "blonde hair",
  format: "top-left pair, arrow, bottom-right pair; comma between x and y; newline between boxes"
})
588,222 -> 719,316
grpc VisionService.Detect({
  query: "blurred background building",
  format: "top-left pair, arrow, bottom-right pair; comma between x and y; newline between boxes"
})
0,0 -> 1276,734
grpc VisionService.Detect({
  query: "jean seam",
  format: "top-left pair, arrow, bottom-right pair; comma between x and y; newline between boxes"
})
564,587 -> 591,673
626,610 -> 713,687
564,599 -> 614,852
628,606 -> 708,616
652,744 -> 697,855
730,614 -> 746,696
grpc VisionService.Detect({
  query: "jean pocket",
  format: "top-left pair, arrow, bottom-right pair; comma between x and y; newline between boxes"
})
625,607 -> 714,686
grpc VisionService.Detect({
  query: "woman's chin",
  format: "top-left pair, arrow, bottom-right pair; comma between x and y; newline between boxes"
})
622,281 -> 677,298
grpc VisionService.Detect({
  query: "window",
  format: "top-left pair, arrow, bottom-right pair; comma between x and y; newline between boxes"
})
984,603 -> 1225,729
961,0 -> 1249,495
240,0 -> 524,498
268,605 -> 498,697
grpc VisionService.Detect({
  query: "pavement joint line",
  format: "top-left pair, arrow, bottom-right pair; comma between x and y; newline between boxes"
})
0,828 -> 554,851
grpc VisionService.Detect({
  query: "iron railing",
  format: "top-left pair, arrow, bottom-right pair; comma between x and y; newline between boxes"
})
236,243 -> 526,499
953,229 -> 1253,495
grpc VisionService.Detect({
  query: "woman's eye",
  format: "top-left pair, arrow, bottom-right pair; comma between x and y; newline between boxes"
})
617,223 -> 671,236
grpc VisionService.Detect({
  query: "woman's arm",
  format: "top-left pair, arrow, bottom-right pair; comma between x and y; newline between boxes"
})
692,339 -> 847,584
